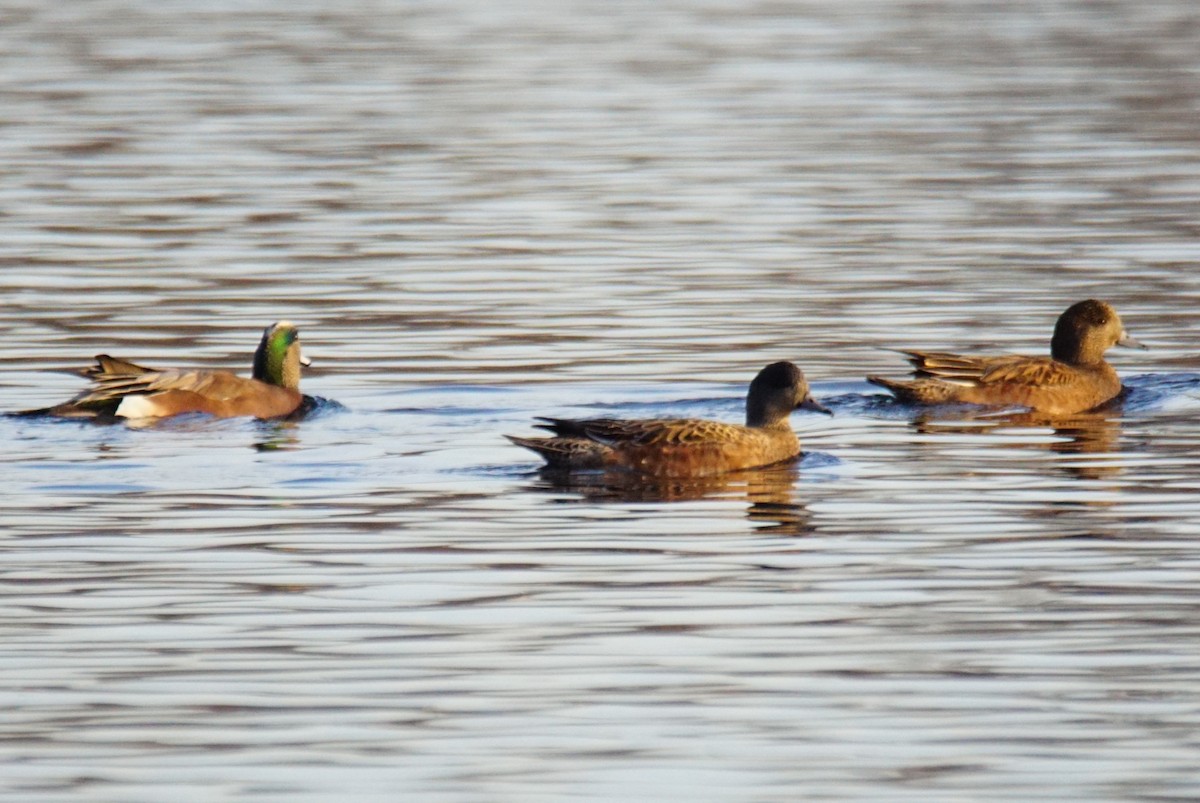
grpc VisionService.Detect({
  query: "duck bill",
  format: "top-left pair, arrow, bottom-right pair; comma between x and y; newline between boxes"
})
799,396 -> 833,416
300,351 -> 313,367
1116,331 -> 1148,350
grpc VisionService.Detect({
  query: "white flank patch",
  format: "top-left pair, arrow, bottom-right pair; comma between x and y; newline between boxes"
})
116,395 -> 159,418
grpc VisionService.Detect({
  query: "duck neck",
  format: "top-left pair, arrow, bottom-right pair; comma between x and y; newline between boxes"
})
746,402 -> 791,430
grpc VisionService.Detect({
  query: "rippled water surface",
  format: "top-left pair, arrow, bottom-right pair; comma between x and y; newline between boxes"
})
3,1 -> 1200,800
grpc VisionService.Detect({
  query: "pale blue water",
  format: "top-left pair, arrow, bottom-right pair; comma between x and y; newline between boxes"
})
3,1 -> 1200,801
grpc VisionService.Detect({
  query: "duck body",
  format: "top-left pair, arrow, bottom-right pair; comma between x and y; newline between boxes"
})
869,351 -> 1123,416
508,361 -> 830,478
868,300 -> 1143,416
511,416 -> 802,476
20,321 -> 308,421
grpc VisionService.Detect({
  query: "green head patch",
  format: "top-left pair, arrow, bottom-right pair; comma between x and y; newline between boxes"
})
253,321 -> 301,387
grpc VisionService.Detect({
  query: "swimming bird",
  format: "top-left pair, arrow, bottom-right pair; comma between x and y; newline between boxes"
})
507,361 -> 831,476
21,321 -> 310,420
867,299 -> 1145,416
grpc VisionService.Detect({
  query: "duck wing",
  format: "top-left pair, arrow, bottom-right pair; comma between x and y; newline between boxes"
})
73,356 -> 252,405
978,356 -> 1079,388
896,350 -> 991,383
576,417 -> 749,446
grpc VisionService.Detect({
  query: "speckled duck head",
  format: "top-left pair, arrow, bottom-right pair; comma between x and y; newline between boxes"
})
744,361 -> 831,428
1050,300 -> 1144,366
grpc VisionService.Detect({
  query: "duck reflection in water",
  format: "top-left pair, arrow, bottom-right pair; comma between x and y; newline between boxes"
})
529,462 -> 815,536
253,418 -> 304,452
909,408 -> 1124,482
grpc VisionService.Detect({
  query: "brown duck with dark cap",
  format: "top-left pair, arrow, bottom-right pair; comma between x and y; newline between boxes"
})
20,321 -> 309,420
507,361 -> 831,477
868,299 -> 1145,416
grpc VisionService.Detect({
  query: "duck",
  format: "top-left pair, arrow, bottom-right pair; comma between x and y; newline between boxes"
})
21,320 -> 309,420
867,299 -> 1145,416
507,361 -> 831,477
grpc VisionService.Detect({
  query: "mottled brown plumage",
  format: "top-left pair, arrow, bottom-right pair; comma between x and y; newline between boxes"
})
507,361 -> 831,477
20,321 -> 308,420
868,300 -> 1145,416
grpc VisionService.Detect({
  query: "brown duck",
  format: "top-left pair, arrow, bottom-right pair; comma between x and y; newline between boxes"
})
868,299 -> 1145,416
507,361 -> 831,477
22,321 -> 309,420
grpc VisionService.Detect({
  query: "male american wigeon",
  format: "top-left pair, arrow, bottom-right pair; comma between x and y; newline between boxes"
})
507,361 -> 832,477
22,321 -> 310,420
868,299 -> 1145,416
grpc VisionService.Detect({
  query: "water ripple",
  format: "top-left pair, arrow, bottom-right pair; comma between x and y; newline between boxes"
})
3,0 -> 1200,800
